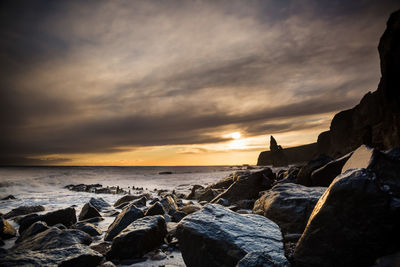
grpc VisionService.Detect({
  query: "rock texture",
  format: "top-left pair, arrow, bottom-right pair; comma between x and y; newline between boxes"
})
317,10 -> 400,157
294,168 -> 400,267
79,202 -> 101,221
89,197 -> 110,211
211,169 -> 274,204
3,205 -> 45,219
310,152 -> 352,187
253,183 -> 326,233
104,203 -> 144,241
107,215 -> 167,260
0,217 -> 16,239
176,204 -> 288,267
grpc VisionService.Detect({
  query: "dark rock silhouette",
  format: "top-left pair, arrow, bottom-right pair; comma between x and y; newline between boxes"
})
317,10 -> 400,157
269,136 -> 288,166
257,143 -> 317,166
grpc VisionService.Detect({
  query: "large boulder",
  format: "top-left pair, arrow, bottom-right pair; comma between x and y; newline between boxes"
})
4,205 -> 45,219
253,183 -> 326,233
16,221 -> 49,243
160,196 -> 178,214
294,168 -> 400,267
211,169 -> 275,204
19,207 -> 77,234
145,201 -> 166,216
296,155 -> 333,186
106,215 -> 167,260
310,152 -> 352,186
89,197 -> 110,211
0,217 -> 17,239
176,204 -> 288,267
104,203 -> 144,241
75,223 -> 102,237
79,202 -> 101,221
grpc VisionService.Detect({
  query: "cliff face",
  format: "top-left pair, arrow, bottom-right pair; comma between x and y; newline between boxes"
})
318,10 -> 400,157
257,143 -> 317,166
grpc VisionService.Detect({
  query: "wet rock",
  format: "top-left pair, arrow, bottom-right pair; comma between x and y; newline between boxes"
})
4,205 -> 45,219
0,244 -> 103,266
145,202 -> 166,216
107,215 -> 167,260
16,221 -> 49,243
179,203 -> 202,214
198,188 -> 220,202
90,242 -> 111,255
211,169 -> 275,204
113,194 -> 150,207
294,168 -> 400,267
170,210 -> 187,222
176,204 -> 288,267
186,185 -> 205,199
104,210 -> 120,217
100,261 -> 117,267
253,183 -> 326,233
0,217 -> 16,239
19,207 -> 77,234
79,216 -> 104,224
105,204 -> 144,241
160,196 -> 178,214
79,202 -> 102,221
53,223 -> 67,230
209,173 -> 235,190
89,197 -> 110,211
310,152 -> 352,186
1,194 -> 15,200
275,166 -> 300,185
75,223 -> 102,236
131,196 -> 147,208
296,155 -> 333,186
215,198 -> 229,206
237,250 -> 289,267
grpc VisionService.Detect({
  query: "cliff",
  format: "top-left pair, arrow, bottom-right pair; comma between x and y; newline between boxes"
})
257,143 -> 317,166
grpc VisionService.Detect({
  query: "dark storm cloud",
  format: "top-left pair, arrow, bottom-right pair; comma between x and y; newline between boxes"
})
0,0 -> 399,165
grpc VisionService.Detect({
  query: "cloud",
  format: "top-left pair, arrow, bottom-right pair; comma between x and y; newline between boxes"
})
0,0 -> 399,165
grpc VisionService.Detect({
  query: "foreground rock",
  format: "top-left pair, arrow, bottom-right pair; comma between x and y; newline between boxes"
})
89,197 -> 110,211
0,217 -> 17,239
1,227 -> 102,266
294,167 -> 400,267
4,205 -> 45,219
106,215 -> 167,260
104,204 -> 144,241
211,169 -> 275,204
16,221 -> 49,243
79,202 -> 102,221
176,204 -> 288,267
19,207 -> 77,234
296,155 -> 332,186
113,194 -> 150,207
253,183 -> 326,233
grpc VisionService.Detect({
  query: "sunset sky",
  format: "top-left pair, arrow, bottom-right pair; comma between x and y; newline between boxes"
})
1,0 -> 399,166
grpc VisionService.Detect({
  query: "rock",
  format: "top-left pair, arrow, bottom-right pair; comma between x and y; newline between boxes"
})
294,168 -> 400,266
160,196 -> 178,214
145,202 -> 166,216
237,250 -> 289,267
197,188 -> 220,202
19,207 -> 77,234
209,174 -> 235,190
13,227 -> 92,251
170,210 -> 187,222
373,251 -> 400,267
310,152 -> 352,186
104,210 -> 120,217
258,143 -> 318,166
79,202 -> 102,221
4,205 -> 45,219
89,197 -> 110,211
296,155 -> 333,186
1,194 -> 16,200
131,196 -> 147,208
54,223 -> 67,229
79,216 -> 104,224
253,183 -> 326,233
75,223 -> 102,236
211,169 -> 274,204
115,202 -> 130,209
215,198 -> 229,206
186,185 -> 204,199
176,204 -> 288,267
105,203 -> 144,241
113,193 -> 150,207
269,136 -> 289,167
90,242 -> 111,255
106,215 -> 167,260
179,203 -> 201,214
275,166 -> 300,185
16,221 -> 49,243
0,217 -> 16,239
235,199 -> 255,210
100,261 -> 117,267
159,171 -> 173,175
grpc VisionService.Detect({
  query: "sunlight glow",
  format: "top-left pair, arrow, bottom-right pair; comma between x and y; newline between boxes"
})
231,132 -> 241,139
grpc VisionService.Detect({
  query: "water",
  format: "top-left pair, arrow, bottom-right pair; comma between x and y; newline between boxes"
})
0,166 -> 237,214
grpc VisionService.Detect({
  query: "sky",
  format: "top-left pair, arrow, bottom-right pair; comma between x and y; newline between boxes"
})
0,0 -> 399,166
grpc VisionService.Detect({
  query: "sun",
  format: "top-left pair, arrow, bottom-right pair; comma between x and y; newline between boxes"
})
231,132 -> 241,140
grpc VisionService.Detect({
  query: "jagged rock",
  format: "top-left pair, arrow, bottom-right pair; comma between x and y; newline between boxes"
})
113,194 -> 150,207
211,169 -> 274,204
237,250 -> 289,267
79,216 -> 104,224
0,217 -> 16,239
16,221 -> 49,243
19,207 -> 77,234
209,174 -> 235,190
90,242 -> 111,255
131,196 -> 147,207
79,202 -> 101,221
106,215 -> 167,260
159,196 -> 178,214
296,155 -> 332,186
170,210 -> 187,222
186,185 -> 205,199
4,205 -> 45,219
75,223 -> 102,236
275,166 -> 300,185
294,168 -> 400,267
253,183 -> 326,233
258,143 -> 318,166
105,204 -> 144,241
176,204 -> 288,267
1,195 -> 16,200
54,223 -> 67,230
269,136 -> 289,167
310,152 -> 352,186
179,203 -> 202,214
197,188 -> 220,202
145,202 -> 166,216
89,197 -> 110,211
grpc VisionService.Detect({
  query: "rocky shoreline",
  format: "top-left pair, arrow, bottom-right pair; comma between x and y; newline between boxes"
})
1,8 -> 400,267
